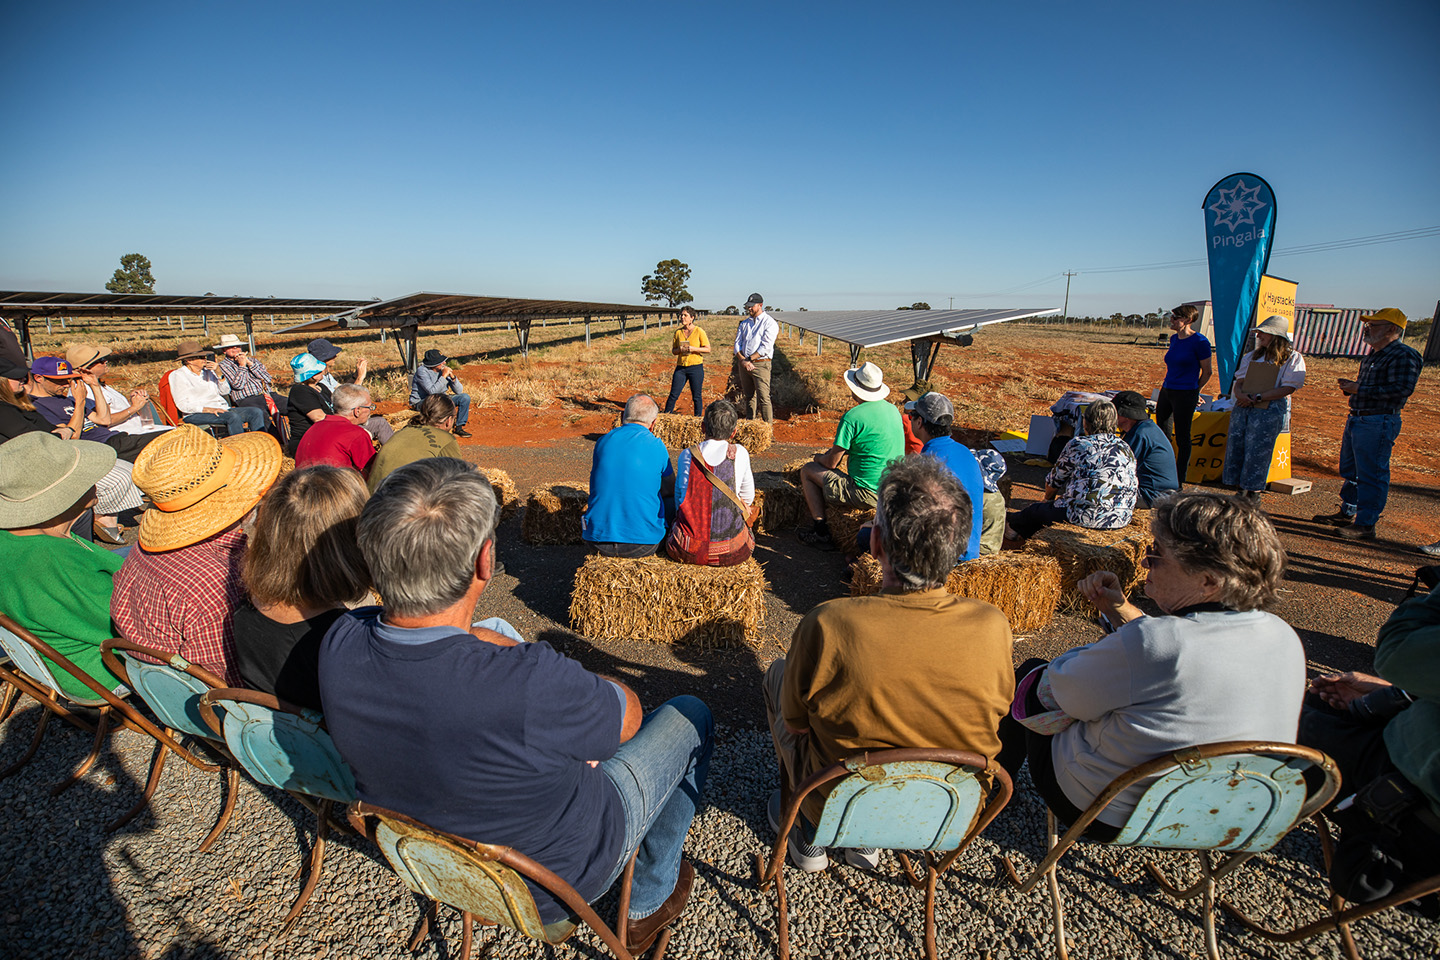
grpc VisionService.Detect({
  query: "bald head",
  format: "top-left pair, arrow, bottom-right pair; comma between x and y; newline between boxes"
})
622,394 -> 659,426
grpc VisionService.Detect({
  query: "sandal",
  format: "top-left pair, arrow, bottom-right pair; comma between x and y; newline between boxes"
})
93,520 -> 125,545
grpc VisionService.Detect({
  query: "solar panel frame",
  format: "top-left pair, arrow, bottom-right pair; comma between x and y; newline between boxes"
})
779,307 -> 1060,349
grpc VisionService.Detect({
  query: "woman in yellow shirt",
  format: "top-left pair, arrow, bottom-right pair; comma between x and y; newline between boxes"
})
663,306 -> 710,415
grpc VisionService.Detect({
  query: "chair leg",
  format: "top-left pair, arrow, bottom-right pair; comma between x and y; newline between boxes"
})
459,911 -> 473,960
197,766 -> 240,854
1317,816 -> 1362,960
0,704 -> 51,781
279,798 -> 332,935
407,900 -> 436,952
1044,810 -> 1069,960
923,861 -> 941,960
776,863 -> 791,960
0,681 -> 18,721
107,737 -> 169,832
51,708 -> 110,796
1198,851 -> 1220,960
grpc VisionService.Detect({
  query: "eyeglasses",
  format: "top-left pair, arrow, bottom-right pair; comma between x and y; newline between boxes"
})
1143,545 -> 1166,566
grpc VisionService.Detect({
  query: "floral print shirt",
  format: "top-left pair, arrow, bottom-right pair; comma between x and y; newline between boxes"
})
1046,433 -> 1137,529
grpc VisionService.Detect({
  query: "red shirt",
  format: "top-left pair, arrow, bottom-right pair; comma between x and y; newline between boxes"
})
294,415 -> 376,473
110,527 -> 248,685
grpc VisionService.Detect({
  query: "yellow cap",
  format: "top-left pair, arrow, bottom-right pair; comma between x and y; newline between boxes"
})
1359,307 -> 1407,329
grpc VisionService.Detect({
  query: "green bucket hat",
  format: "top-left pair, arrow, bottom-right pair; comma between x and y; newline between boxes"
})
0,433 -> 117,529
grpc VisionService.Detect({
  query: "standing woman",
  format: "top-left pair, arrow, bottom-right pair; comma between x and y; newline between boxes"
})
663,306 -> 710,415
1154,304 -> 1213,482
1224,315 -> 1305,501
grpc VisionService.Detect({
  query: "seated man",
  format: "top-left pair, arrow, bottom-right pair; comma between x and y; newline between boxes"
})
1006,399 -> 1137,541
1300,584 -> 1440,909
582,394 -> 674,557
214,333 -> 288,433
169,341 -> 267,437
765,454 -> 1015,870
28,355 -> 163,461
294,384 -> 377,474
66,343 -> 169,435
319,458 -> 712,953
0,432 -> 129,698
797,362 -> 904,550
308,337 -> 392,446
1113,390 -> 1180,508
409,348 -> 471,438
111,424 -> 283,685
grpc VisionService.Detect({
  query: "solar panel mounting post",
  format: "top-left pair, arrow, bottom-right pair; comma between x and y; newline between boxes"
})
516,319 -> 532,358
244,313 -> 255,354
849,343 -> 862,368
585,315 -> 592,347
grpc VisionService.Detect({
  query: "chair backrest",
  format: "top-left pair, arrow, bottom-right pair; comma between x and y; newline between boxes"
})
1110,743 -> 1337,853
805,750 -> 995,852
199,688 -> 356,803
0,614 -> 124,707
157,370 -> 181,425
101,640 -> 223,740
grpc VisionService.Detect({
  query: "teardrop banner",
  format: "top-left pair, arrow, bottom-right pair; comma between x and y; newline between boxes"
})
1203,172 -> 1276,391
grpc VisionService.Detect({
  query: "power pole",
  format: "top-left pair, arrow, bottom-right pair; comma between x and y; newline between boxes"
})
948,296 -> 954,310
1061,271 -> 1077,323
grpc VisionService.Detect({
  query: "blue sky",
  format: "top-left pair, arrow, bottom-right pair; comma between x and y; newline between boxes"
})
3,1 -> 1437,319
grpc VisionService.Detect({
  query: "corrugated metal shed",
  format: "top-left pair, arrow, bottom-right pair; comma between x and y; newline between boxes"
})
1293,306 -> 1374,358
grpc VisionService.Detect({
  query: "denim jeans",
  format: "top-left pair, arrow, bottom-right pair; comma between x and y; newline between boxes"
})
1222,397 -> 1287,492
184,405 -> 266,436
599,695 -> 713,919
451,392 -> 471,428
1339,414 -> 1402,526
664,365 -> 704,416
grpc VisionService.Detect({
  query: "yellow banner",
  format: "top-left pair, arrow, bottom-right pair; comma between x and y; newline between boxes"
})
1183,410 -> 1291,484
1254,274 -> 1298,335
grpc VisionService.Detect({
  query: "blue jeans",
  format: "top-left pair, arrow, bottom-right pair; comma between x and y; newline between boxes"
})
1339,414 -> 1402,526
664,365 -> 704,416
599,695 -> 713,919
1222,398 -> 1287,492
184,405 -> 266,437
450,392 -> 471,428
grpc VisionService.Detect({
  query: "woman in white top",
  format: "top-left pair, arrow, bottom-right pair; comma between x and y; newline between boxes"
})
170,341 -> 266,437
665,398 -> 755,566
1223,314 -> 1306,499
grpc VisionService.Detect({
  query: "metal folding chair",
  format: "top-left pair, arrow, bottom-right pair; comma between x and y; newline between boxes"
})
349,801 -> 653,960
99,639 -> 238,846
1003,741 -> 1341,960
756,748 -> 1013,960
198,687 -> 357,934
0,613 -> 195,798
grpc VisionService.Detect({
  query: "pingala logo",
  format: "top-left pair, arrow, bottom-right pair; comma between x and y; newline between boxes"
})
1208,178 -> 1269,232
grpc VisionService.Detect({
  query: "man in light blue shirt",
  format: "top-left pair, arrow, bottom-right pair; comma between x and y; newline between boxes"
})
732,293 -> 778,423
409,348 -> 472,438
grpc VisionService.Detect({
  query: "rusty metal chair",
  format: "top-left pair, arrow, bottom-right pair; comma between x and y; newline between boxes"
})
99,638 -> 238,847
349,801 -> 655,960
198,687 -> 357,935
1221,814 -> 1440,959
755,748 -> 1013,960
1003,741 -> 1341,960
0,613 -> 196,798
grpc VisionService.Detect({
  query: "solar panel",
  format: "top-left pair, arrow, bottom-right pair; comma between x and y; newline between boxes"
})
781,307 -> 1059,349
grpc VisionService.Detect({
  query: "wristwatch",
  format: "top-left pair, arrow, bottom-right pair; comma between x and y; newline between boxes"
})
1250,393 -> 1262,403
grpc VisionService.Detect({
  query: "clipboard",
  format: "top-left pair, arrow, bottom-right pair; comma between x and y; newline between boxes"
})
1238,361 -> 1279,409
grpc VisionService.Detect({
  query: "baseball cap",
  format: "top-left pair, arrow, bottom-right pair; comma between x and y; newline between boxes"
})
308,338 -> 341,361
1359,307 -> 1407,330
744,293 -> 764,306
30,356 -> 79,379
1111,390 -> 1149,421
904,391 -> 953,427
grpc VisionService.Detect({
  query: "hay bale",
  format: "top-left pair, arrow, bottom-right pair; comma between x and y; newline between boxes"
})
754,474 -> 806,535
481,468 -> 520,521
520,483 -> 589,544
733,418 -> 772,454
825,505 -> 874,555
782,451 -> 846,483
848,552 -> 1062,633
569,555 -> 768,647
1026,523 -> 1153,614
384,409 -> 420,430
612,412 -> 772,454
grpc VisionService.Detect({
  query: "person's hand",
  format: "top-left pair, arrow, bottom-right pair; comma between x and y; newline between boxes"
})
1234,393 -> 1252,408
77,368 -> 100,387
1310,671 -> 1388,710
238,354 -> 251,367
355,357 -> 369,377
129,388 -> 149,402
203,406 -> 225,415
1078,571 -> 1127,617
68,379 -> 88,403
744,359 -> 755,372
679,342 -> 690,355
203,359 -> 218,372
1337,378 -> 1357,396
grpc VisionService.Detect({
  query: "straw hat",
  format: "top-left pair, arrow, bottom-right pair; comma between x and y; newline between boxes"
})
843,361 -> 890,402
130,424 -> 282,551
212,333 -> 246,350
65,342 -> 114,369
0,433 -> 116,529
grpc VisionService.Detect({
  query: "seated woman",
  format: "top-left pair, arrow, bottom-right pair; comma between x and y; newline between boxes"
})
366,394 -> 461,493
1006,398 -> 1137,541
285,352 -> 333,455
996,491 -> 1305,840
234,466 -> 370,711
0,432 -> 130,698
665,399 -> 754,566
170,341 -> 266,437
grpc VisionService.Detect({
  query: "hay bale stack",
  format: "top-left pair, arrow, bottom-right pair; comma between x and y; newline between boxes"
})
825,505 -> 874,555
481,468 -> 520,521
848,552 -> 1062,633
754,474 -> 806,535
612,412 -> 773,454
384,409 -> 420,430
733,418 -> 772,454
1128,507 -> 1152,529
782,451 -> 846,483
520,483 -> 589,544
1026,523 -> 1153,614
569,555 -> 768,647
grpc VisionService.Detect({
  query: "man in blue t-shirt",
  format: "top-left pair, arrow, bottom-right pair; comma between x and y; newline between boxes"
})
1113,390 -> 1180,507
583,394 -> 675,557
318,458 -> 712,955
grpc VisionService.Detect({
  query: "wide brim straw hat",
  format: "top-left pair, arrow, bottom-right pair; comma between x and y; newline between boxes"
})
65,342 -> 114,369
0,433 -> 116,529
212,333 -> 246,350
843,361 -> 890,402
130,424 -> 282,552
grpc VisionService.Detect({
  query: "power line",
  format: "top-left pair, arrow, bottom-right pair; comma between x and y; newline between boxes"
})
1076,225 -> 1440,276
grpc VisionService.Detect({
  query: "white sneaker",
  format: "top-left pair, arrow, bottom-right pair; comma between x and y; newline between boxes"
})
1421,541 -> 1440,557
843,848 -> 881,871
767,789 -> 828,872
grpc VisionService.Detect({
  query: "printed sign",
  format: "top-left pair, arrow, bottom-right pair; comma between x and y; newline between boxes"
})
1183,411 -> 1290,484
1254,274 -> 1298,335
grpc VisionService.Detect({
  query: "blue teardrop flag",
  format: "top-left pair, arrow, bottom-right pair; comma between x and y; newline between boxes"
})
1203,173 -> 1276,390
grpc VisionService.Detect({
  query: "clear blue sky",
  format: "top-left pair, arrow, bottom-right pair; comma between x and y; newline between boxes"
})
3,1 -> 1437,320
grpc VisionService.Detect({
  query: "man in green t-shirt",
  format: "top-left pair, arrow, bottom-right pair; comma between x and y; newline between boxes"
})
0,432 -> 128,699
798,362 -> 904,550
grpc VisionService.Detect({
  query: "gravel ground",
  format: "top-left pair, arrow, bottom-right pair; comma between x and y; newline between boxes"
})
3,440 -> 1437,959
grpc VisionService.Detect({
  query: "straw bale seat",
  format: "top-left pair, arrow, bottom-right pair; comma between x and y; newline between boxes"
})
781,451 -> 846,483
481,468 -> 520,521
611,413 -> 773,454
1025,520 -> 1153,614
520,483 -> 589,545
753,474 -> 806,535
848,552 -> 1062,633
569,555 -> 767,647
383,408 -> 420,430
825,505 -> 874,556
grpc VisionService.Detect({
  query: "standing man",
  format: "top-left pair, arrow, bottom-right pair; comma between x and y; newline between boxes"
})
294,384 -> 378,474
410,349 -> 472,438
582,394 -> 675,557
1313,308 -> 1424,541
663,306 -> 710,416
1112,390 -> 1179,507
308,337 -> 393,445
214,333 -> 287,432
733,293 -> 778,423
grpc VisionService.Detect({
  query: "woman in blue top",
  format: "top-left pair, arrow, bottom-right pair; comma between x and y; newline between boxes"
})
1155,304 -> 1212,482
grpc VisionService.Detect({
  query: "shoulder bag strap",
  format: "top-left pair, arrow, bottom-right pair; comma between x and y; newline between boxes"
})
688,445 -> 752,526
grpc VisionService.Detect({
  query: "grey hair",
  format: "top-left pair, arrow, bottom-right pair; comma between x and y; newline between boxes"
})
1151,491 -> 1285,611
333,383 -> 370,415
1084,399 -> 1118,435
701,399 -> 738,441
357,458 -> 498,618
874,454 -> 971,590
622,393 -> 659,426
